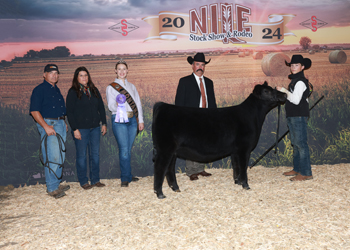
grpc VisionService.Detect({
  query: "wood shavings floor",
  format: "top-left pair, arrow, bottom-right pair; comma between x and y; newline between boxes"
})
1,164 -> 349,249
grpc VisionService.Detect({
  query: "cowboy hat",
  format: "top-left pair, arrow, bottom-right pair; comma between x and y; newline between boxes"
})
285,54 -> 312,70
187,52 -> 211,65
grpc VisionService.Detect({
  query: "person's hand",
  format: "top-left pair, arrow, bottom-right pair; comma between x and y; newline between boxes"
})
139,123 -> 145,131
66,123 -> 68,132
277,87 -> 288,94
44,126 -> 56,136
74,129 -> 82,140
101,125 -> 107,136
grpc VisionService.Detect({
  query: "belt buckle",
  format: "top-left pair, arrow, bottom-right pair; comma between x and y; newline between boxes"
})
127,112 -> 134,118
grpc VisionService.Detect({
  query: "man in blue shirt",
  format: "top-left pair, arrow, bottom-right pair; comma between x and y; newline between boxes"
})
30,64 -> 70,198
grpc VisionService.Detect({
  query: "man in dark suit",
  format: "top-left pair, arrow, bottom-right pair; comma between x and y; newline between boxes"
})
175,52 -> 217,180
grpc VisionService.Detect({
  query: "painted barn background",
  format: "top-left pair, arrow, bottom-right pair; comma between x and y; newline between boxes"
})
0,0 -> 349,187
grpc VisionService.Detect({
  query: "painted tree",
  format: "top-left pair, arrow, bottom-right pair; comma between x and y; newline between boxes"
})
23,46 -> 71,59
299,36 -> 312,50
24,50 -> 38,58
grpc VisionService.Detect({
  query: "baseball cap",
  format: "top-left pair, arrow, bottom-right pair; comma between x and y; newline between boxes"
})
44,64 -> 60,74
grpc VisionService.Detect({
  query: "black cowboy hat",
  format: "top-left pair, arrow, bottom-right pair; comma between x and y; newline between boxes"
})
187,52 -> 211,65
285,54 -> 312,70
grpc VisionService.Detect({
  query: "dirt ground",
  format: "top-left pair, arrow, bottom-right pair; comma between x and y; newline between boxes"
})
1,164 -> 349,250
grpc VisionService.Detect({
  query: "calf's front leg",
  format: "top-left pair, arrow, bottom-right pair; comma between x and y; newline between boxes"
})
232,152 -> 251,190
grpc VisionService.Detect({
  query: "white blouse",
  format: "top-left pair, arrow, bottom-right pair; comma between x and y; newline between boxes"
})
279,81 -> 308,105
106,78 -> 144,124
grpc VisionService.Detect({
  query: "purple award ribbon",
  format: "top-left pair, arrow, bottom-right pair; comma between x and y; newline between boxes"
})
115,94 -> 129,123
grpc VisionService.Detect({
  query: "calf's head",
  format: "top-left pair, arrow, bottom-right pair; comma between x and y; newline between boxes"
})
253,81 -> 287,107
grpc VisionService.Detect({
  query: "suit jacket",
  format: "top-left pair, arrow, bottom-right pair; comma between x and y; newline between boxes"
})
175,74 -> 217,108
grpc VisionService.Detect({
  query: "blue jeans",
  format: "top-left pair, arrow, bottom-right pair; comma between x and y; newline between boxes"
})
287,116 -> 312,176
72,126 -> 101,186
111,115 -> 137,182
36,119 -> 67,192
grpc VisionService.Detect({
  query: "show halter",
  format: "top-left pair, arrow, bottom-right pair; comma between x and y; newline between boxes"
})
39,133 -> 66,179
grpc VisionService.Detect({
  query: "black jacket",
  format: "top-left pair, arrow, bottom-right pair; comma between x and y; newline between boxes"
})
175,74 -> 217,108
66,88 -> 107,131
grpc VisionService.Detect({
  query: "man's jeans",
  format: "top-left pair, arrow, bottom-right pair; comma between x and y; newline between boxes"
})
111,115 -> 137,183
287,116 -> 312,176
36,119 -> 67,192
72,126 -> 101,186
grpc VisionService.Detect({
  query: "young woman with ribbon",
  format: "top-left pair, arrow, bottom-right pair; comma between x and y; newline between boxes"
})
106,60 -> 144,187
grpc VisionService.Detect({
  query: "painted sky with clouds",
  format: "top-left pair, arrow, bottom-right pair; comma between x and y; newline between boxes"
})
0,0 -> 349,60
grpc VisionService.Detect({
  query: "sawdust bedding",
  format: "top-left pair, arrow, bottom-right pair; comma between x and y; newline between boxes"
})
0,164 -> 349,250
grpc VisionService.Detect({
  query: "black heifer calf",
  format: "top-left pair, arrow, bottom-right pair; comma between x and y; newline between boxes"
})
152,82 -> 287,199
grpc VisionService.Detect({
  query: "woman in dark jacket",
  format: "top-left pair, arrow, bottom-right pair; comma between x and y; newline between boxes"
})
66,66 -> 107,189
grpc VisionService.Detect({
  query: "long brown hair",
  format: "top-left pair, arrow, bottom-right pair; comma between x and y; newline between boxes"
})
71,66 -> 99,99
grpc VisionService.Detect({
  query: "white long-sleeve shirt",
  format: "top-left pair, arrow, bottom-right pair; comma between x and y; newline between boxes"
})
279,81 -> 308,105
106,78 -> 144,124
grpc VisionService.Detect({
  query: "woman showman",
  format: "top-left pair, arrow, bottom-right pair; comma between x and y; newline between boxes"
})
66,66 -> 107,190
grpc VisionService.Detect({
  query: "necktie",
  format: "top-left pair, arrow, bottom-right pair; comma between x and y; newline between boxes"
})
199,78 -> 206,108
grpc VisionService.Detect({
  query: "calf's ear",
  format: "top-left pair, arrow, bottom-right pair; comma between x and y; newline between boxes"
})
263,81 -> 268,86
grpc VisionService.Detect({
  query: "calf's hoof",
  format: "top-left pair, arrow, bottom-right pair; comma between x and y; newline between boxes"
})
174,189 -> 181,193
157,194 -> 166,199
155,190 -> 166,199
170,185 -> 180,192
234,179 -> 242,185
242,185 -> 251,190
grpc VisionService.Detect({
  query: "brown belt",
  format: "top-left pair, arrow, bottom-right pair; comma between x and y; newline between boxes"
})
46,116 -> 65,120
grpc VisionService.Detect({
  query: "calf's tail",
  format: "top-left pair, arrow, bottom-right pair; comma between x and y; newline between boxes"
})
152,148 -> 157,162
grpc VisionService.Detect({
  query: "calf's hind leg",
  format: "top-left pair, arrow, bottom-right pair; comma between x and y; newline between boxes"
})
165,155 -> 180,193
231,153 -> 242,185
153,152 -> 175,199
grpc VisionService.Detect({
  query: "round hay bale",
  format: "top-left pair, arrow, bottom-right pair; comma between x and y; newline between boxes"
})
309,50 -> 315,54
245,51 -> 250,56
261,53 -> 290,76
252,52 -> 263,60
238,52 -> 245,57
329,50 -> 347,64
